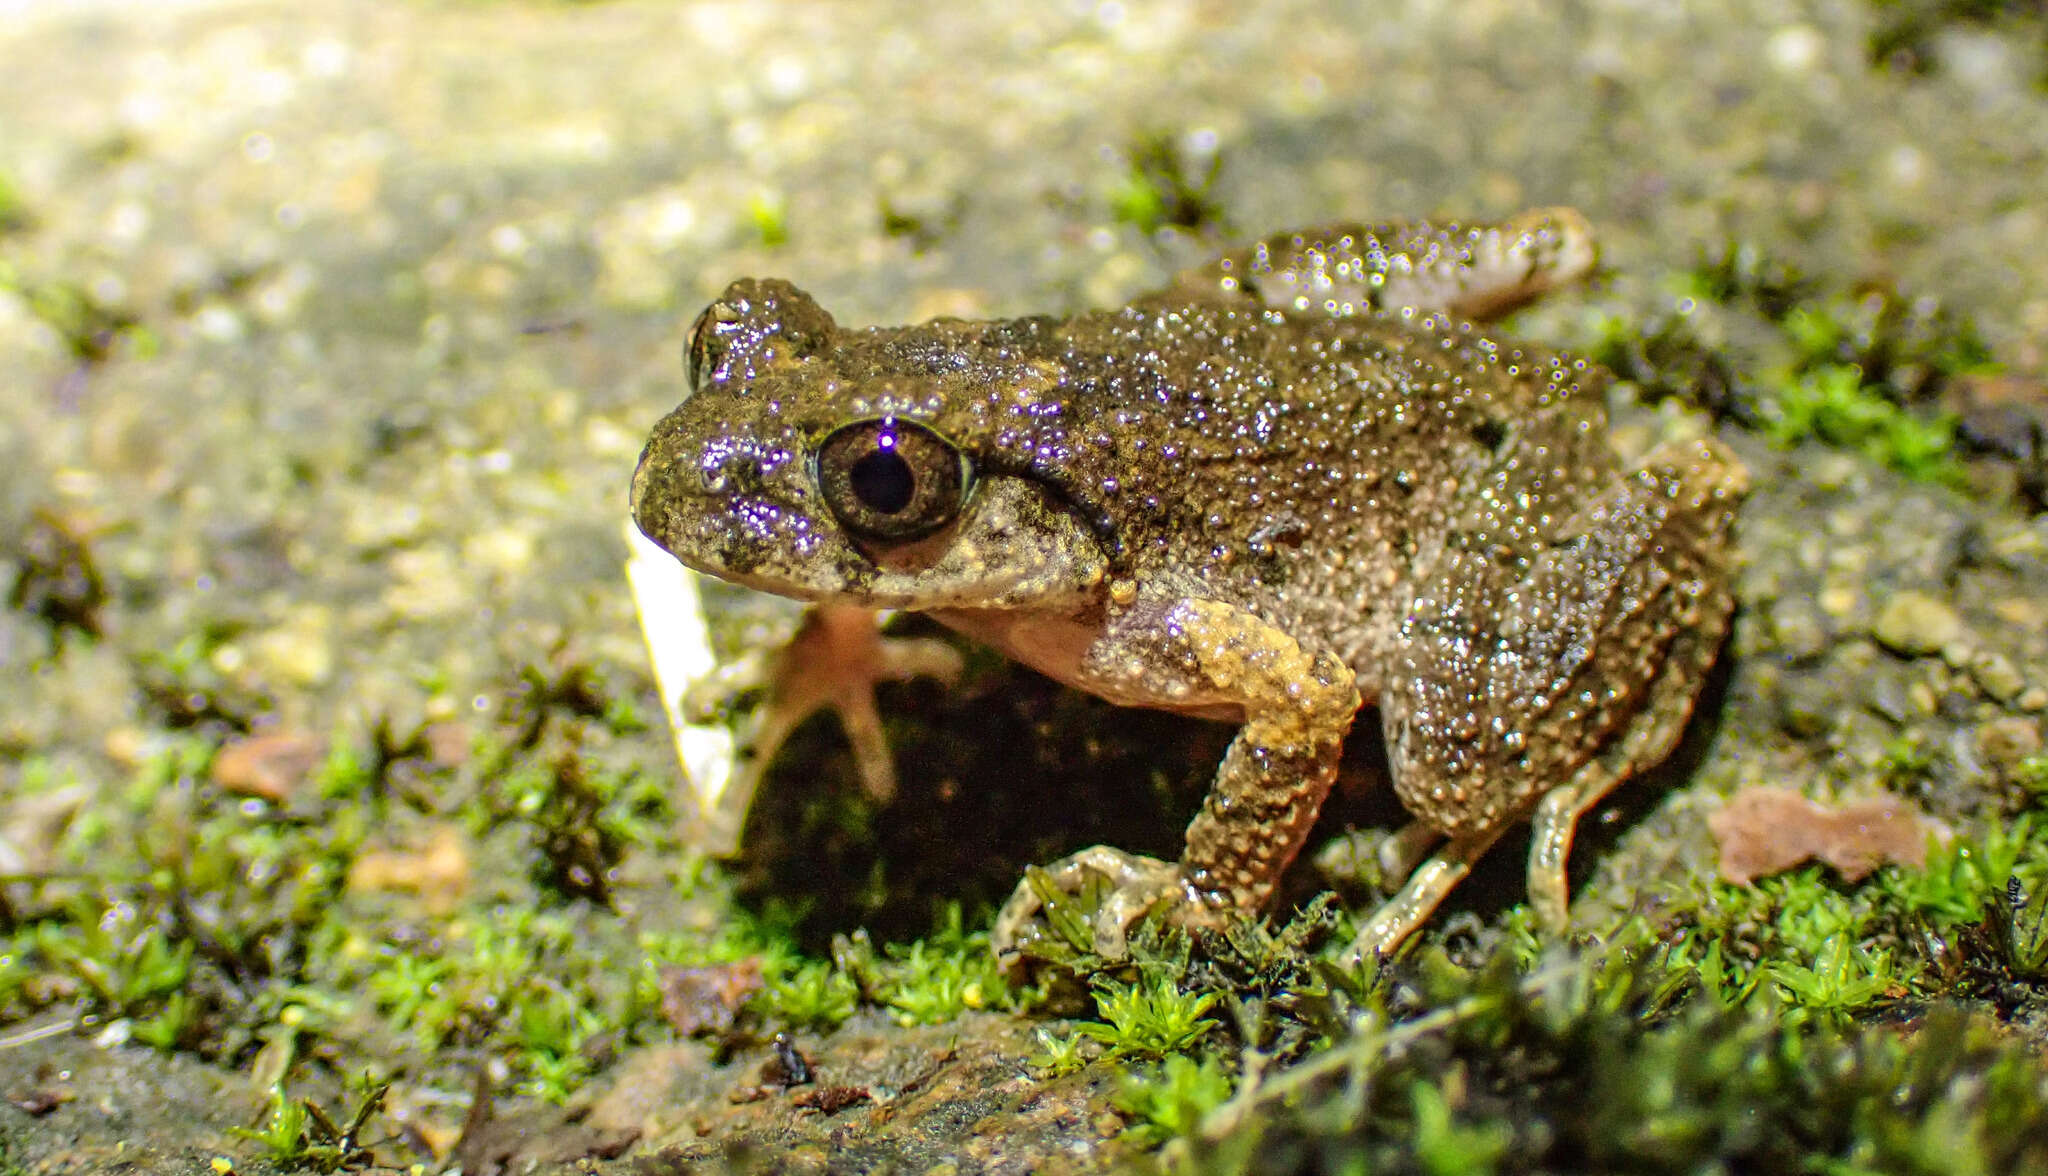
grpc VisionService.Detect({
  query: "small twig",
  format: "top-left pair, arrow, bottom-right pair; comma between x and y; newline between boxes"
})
1200,957 -> 1581,1140
0,1014 -> 84,1052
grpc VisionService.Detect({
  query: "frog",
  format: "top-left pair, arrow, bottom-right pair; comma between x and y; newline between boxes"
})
629,209 -> 1748,966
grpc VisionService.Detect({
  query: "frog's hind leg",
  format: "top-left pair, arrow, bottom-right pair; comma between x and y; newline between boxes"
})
1149,208 -> 1597,322
1359,436 -> 1745,958
1523,553 -> 1738,929
1358,672 -> 1693,965
1346,826 -> 1512,964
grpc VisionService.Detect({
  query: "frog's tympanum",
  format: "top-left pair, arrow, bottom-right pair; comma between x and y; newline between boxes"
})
631,211 -> 1748,964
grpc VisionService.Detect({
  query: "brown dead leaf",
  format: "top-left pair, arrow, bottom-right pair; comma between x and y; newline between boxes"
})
212,730 -> 327,802
424,720 -> 472,769
1708,786 -> 1948,885
346,825 -> 471,912
658,959 -> 764,1037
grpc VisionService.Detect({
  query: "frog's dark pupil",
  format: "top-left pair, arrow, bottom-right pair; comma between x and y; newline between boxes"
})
850,447 -> 916,514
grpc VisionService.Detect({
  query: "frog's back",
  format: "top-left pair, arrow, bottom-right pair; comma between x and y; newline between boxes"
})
1037,301 -> 1616,679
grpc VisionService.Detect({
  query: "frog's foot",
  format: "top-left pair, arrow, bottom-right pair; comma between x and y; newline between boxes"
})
992,846 -> 1223,965
1154,208 -> 1597,323
687,603 -> 962,807
1343,826 -> 1510,965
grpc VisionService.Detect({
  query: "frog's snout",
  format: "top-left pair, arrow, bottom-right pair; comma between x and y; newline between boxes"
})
691,445 -> 763,496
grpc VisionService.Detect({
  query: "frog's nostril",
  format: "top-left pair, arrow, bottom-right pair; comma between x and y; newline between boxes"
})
699,447 -> 769,495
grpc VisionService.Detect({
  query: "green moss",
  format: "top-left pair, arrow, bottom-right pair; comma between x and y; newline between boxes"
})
1407,1079 -> 1514,1176
232,1086 -> 318,1166
29,913 -> 193,1024
2013,754 -> 2048,799
7,605 -> 2045,1171
1986,877 -> 2048,983
824,906 -> 1012,1027
1880,731 -> 1940,787
1196,940 -> 2048,1174
1763,935 -> 1908,1018
229,1081 -> 383,1172
1026,1024 -> 1092,1076
0,172 -> 28,234
1075,971 -> 1219,1060
1878,814 -> 2039,928
1113,1053 -> 1236,1147
1015,804 -> 2048,1169
1108,129 -> 1227,237
748,192 -> 789,248
758,959 -> 859,1031
511,985 -> 603,1101
0,708 -> 695,1125
1763,364 -> 1967,485
0,260 -> 152,364
0,731 -> 369,1058
455,658 -> 682,909
1575,238 -> 2002,488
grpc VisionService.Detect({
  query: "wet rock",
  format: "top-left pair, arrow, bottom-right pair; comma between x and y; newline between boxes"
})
1766,597 -> 1831,661
1970,651 -> 2029,703
1976,717 -> 2044,774
1873,590 -> 1967,657
1775,671 -> 1844,738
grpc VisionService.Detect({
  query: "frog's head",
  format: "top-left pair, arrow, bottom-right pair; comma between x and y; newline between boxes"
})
631,280 -> 1111,611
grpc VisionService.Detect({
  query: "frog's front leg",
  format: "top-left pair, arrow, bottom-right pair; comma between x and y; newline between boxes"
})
992,596 -> 1360,964
685,603 -> 962,807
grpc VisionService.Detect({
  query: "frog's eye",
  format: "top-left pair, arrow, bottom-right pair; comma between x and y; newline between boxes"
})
815,418 -> 972,543
686,280 -> 839,392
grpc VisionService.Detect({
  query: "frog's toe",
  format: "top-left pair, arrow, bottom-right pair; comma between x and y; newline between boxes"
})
1089,855 -> 1188,957
991,873 -> 1050,964
1341,827 -> 1508,965
992,846 -> 1214,965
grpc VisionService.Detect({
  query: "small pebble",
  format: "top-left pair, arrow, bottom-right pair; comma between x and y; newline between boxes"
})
1872,590 -> 1965,658
1767,598 -> 1829,660
1818,584 -> 1861,620
1970,652 -> 2027,703
1908,680 -> 1939,716
1777,673 -> 1840,737
1976,716 -> 2043,770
